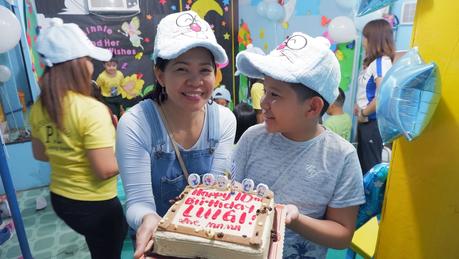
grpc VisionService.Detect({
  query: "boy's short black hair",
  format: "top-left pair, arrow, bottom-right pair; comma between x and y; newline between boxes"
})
105,58 -> 118,65
334,88 -> 345,107
290,83 -> 329,116
233,102 -> 257,143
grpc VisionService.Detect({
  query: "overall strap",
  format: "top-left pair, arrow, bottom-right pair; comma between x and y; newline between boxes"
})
376,57 -> 383,78
139,99 -> 167,152
207,103 -> 220,151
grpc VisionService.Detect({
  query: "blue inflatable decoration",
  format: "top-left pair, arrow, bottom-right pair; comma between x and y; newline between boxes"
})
356,0 -> 398,17
376,47 -> 440,144
356,163 -> 389,229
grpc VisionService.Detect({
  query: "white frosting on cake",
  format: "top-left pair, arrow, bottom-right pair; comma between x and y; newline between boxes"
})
172,187 -> 264,237
154,184 -> 276,259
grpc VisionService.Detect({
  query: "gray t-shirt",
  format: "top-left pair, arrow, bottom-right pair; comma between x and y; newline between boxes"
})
232,124 -> 365,259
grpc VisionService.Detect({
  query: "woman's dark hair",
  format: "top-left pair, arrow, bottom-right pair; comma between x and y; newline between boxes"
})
144,51 -> 217,104
362,19 -> 395,68
143,57 -> 170,104
233,102 -> 257,143
38,57 -> 92,130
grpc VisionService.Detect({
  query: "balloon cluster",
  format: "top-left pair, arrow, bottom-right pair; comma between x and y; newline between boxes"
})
256,0 -> 285,22
377,48 -> 440,144
325,0 -> 399,44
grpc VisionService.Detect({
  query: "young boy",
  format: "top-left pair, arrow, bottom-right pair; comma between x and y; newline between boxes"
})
233,32 -> 365,259
95,59 -> 124,118
212,85 -> 231,107
324,88 -> 352,141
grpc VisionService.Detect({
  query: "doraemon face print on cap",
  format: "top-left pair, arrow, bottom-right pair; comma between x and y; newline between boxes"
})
152,10 -> 228,66
236,32 -> 341,105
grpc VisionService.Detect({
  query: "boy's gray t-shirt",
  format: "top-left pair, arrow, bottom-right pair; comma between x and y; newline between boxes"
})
232,124 -> 365,259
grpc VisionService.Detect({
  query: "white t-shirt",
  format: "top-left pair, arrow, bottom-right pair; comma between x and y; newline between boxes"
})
356,56 -> 392,111
232,124 -> 365,259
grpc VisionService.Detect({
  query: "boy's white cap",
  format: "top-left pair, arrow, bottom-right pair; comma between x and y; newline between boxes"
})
152,10 -> 228,65
236,32 -> 340,105
36,18 -> 112,67
213,85 -> 231,102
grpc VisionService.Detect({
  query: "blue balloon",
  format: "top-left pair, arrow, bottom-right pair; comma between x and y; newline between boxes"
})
266,3 -> 285,22
356,0 -> 398,17
377,48 -> 440,144
356,163 -> 389,229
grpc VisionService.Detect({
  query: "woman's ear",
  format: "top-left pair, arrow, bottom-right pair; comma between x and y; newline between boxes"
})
305,96 -> 325,118
154,67 -> 164,87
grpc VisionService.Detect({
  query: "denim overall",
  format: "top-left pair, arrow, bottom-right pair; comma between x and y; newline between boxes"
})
141,100 -> 220,216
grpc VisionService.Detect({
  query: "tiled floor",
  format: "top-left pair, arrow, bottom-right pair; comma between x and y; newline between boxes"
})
0,187 -> 91,259
0,183 -> 357,259
0,180 -> 134,259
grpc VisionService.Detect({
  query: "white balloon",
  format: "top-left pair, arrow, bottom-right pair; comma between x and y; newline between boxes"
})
0,65 -> 12,83
328,16 -> 357,43
354,8 -> 385,31
336,0 -> 356,10
0,6 -> 21,53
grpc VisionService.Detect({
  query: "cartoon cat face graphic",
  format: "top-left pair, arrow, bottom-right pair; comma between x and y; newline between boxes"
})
274,34 -> 309,64
173,12 -> 210,40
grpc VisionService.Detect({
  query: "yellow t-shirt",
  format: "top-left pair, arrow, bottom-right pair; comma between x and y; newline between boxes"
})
30,92 -> 117,201
96,70 -> 124,97
251,82 -> 264,110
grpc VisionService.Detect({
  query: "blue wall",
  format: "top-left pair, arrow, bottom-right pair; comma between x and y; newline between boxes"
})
391,0 -> 414,50
0,1 -> 50,194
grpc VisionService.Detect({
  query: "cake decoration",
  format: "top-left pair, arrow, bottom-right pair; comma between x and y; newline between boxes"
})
203,173 -> 216,186
216,175 -> 229,189
242,178 -> 255,193
153,177 -> 284,259
188,173 -> 201,188
256,183 -> 270,198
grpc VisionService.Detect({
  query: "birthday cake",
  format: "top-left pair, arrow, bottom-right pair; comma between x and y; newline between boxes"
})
153,174 -> 285,259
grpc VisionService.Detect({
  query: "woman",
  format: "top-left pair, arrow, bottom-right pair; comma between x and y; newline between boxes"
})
355,19 -> 395,173
116,11 -> 236,258
30,19 -> 127,258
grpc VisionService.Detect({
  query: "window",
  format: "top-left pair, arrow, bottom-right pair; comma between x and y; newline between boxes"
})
400,1 -> 417,25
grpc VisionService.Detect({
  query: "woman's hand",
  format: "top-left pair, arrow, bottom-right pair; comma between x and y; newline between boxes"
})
353,104 -> 360,116
284,204 -> 300,225
134,213 -> 162,259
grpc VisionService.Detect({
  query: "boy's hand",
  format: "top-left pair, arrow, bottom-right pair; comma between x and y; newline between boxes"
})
284,204 -> 300,225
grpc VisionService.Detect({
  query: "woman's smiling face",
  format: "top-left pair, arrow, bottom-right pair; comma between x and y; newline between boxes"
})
155,47 -> 215,112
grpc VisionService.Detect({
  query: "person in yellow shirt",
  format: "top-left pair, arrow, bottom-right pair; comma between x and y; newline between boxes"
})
31,19 -> 127,259
96,59 -> 125,118
250,79 -> 265,123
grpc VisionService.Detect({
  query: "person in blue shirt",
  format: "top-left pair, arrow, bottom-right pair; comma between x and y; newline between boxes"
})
354,19 -> 395,173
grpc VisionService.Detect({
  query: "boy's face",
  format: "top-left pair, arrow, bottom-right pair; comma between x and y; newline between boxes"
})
104,62 -> 118,75
260,76 -> 311,135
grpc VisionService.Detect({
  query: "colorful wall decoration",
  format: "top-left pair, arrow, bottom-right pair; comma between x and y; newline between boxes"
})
34,0 -> 238,101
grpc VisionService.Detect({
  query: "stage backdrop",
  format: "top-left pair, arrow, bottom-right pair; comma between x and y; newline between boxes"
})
35,0 -> 238,101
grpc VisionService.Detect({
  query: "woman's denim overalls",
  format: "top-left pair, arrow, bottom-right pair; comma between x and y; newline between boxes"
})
141,100 -> 220,216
